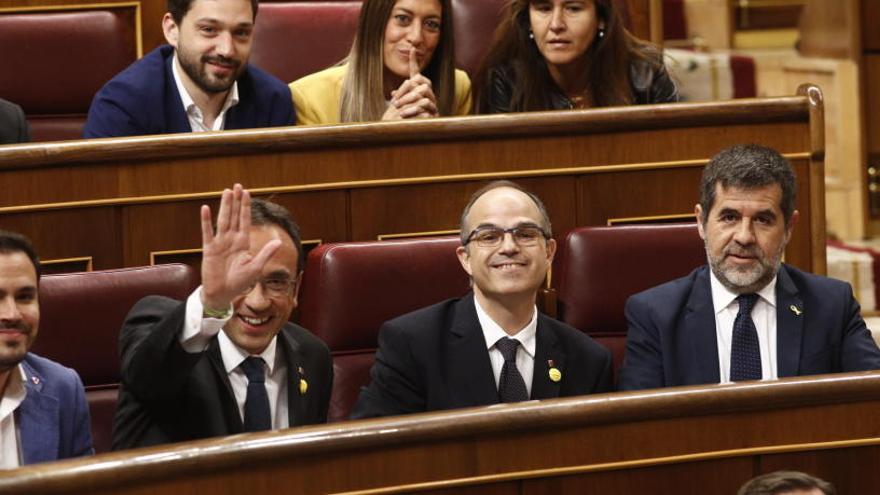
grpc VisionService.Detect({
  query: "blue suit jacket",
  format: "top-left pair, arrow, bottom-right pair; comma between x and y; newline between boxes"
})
619,264 -> 880,391
83,45 -> 294,138
17,353 -> 93,465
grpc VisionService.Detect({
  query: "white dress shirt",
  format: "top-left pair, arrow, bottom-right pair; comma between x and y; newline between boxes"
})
475,297 -> 538,397
181,287 -> 289,429
0,364 -> 26,469
710,272 -> 778,383
171,54 -> 240,132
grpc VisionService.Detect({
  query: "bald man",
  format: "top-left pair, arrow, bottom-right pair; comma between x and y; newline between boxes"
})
351,180 -> 612,419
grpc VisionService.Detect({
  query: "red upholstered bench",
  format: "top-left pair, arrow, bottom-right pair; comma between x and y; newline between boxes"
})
0,4 -> 140,142
298,237 -> 470,422
552,223 -> 706,380
32,264 -> 198,453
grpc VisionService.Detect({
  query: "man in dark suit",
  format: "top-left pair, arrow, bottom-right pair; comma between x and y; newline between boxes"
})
83,0 -> 293,138
0,230 -> 92,468
113,185 -> 331,449
0,98 -> 29,144
619,144 -> 880,391
352,181 -> 613,418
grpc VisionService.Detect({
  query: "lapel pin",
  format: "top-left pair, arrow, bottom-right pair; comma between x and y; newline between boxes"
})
297,366 -> 307,395
31,376 -> 39,385
790,304 -> 802,316
548,360 -> 561,383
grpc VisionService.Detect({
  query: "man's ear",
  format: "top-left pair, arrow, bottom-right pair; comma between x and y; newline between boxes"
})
784,209 -> 800,243
456,245 -> 473,276
545,238 -> 557,263
290,270 -> 304,307
695,204 -> 706,240
162,13 -> 180,47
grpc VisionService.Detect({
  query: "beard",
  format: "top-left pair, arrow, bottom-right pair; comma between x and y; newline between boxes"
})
177,42 -> 244,94
0,321 -> 34,372
706,239 -> 784,294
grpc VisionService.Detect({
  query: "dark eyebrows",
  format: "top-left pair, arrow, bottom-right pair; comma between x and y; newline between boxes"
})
194,18 -> 253,28
265,269 -> 293,280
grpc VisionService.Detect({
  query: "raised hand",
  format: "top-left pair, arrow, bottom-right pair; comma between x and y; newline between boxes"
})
199,184 -> 281,311
382,47 -> 439,120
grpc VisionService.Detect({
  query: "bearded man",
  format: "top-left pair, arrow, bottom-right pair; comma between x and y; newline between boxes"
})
618,144 -> 880,390
83,0 -> 293,138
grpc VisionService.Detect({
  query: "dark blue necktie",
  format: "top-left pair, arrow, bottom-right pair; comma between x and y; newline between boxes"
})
240,356 -> 272,431
496,337 -> 529,403
730,293 -> 762,381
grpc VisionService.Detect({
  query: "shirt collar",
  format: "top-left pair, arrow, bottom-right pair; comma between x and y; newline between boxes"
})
171,53 -> 240,123
218,330 -> 278,375
474,297 -> 538,359
709,269 -> 778,314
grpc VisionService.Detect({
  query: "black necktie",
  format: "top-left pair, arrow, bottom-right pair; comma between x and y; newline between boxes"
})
496,337 -> 529,403
730,293 -> 762,381
240,356 -> 272,431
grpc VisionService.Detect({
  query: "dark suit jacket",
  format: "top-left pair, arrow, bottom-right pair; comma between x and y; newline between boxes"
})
83,45 -> 294,138
113,295 -> 332,450
619,264 -> 880,391
0,97 -> 29,144
351,295 -> 613,419
19,353 -> 93,464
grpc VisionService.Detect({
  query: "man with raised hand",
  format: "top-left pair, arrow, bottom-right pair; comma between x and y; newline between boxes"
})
114,184 -> 331,449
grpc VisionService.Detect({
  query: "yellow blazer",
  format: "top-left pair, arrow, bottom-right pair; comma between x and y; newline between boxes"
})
289,64 -> 472,126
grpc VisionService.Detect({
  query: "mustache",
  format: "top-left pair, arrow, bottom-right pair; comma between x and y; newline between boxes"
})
0,320 -> 32,333
724,244 -> 761,258
202,54 -> 240,69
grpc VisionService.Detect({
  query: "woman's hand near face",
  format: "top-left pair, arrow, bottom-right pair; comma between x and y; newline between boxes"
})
382,48 -> 439,120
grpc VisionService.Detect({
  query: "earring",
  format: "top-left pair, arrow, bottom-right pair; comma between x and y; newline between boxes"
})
529,31 -> 534,40
598,28 -> 605,39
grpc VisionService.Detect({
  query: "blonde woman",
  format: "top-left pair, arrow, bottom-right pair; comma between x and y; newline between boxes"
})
290,0 -> 471,125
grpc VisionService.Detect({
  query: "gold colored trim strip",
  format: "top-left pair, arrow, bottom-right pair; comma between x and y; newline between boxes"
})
150,248 -> 201,266
41,256 -> 93,272
331,436 -> 880,495
0,153 -> 811,215
607,213 -> 696,226
302,239 -> 322,247
377,230 -> 459,241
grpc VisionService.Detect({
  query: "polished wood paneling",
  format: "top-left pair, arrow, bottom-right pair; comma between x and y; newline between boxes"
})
863,0 -> 880,51
0,91 -> 825,275
2,372 -> 880,494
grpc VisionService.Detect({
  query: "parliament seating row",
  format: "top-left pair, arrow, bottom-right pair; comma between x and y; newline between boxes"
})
1,0 -> 755,142
32,222 -> 705,452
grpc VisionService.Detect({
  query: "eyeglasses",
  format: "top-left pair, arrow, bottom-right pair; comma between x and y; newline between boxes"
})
464,225 -> 550,248
241,277 -> 297,298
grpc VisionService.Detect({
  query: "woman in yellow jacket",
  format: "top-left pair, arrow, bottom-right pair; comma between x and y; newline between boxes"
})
290,0 -> 471,125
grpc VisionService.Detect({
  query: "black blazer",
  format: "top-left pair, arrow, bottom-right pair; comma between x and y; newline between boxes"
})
0,97 -> 29,144
351,295 -> 613,419
619,264 -> 880,391
113,295 -> 332,450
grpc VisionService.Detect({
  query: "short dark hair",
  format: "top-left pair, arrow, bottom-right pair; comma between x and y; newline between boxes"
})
738,470 -> 836,495
0,230 -> 40,279
250,198 -> 304,272
459,180 -> 552,244
699,144 -> 797,227
167,0 -> 258,25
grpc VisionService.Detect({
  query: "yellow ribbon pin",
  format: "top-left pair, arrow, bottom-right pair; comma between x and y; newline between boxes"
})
790,304 -> 802,316
549,367 -> 562,382
299,378 -> 308,395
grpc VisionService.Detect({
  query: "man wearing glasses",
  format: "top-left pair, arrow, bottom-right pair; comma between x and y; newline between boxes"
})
113,185 -> 332,449
352,180 -> 612,418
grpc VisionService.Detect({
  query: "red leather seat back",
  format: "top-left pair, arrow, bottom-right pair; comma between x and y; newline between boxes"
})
251,2 -> 363,83
451,0 -> 506,76
553,223 -> 706,374
0,7 -> 139,141
33,264 -> 198,453
299,237 -> 470,421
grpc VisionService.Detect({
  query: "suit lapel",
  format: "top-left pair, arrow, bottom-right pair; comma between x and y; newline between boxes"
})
684,267 -> 721,383
18,363 -> 59,465
531,315 -> 562,400
277,328 -> 305,427
207,338 -> 243,433
775,266 -> 803,377
447,295 -> 499,407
